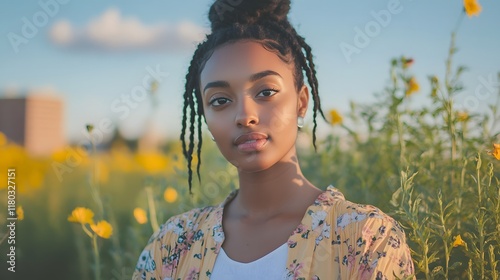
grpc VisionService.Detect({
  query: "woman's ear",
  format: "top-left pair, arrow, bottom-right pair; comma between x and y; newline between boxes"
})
297,84 -> 309,117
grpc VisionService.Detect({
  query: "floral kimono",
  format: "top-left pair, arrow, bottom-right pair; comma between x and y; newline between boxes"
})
132,185 -> 415,280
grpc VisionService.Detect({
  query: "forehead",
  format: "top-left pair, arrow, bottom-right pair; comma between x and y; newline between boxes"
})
200,40 -> 294,88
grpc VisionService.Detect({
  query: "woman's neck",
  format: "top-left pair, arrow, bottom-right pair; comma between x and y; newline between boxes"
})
234,152 -> 319,219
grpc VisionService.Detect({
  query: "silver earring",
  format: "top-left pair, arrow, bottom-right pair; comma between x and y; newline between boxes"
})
297,116 -> 304,128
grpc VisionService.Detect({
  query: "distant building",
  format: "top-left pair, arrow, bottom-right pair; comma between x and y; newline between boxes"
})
0,94 -> 65,157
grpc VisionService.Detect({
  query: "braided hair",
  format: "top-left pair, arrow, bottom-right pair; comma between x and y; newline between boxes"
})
181,0 -> 326,194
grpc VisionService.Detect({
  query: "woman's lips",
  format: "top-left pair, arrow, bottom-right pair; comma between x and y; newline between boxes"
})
236,138 -> 268,152
234,132 -> 269,152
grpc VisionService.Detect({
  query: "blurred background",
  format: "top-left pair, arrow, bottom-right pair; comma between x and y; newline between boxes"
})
0,0 -> 499,279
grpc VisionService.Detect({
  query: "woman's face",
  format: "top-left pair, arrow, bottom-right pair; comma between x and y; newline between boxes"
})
200,40 -> 308,172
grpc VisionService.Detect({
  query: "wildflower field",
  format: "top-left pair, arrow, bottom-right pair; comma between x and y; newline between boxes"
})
1,1 -> 499,279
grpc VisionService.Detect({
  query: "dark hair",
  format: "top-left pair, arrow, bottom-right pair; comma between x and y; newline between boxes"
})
180,0 -> 326,193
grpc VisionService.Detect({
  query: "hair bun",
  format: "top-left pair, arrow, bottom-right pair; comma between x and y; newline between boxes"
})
208,0 -> 291,31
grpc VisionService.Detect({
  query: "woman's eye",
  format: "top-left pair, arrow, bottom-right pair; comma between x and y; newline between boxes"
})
257,88 -> 279,97
209,97 -> 231,107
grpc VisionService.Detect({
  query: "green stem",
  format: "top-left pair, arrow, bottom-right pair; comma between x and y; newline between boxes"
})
92,234 -> 101,280
422,240 -> 431,280
341,123 -> 360,145
80,224 -> 100,280
477,155 -> 482,205
468,259 -> 473,280
457,159 -> 467,230
146,186 -> 160,232
476,154 -> 485,279
452,11 -> 465,35
478,212 -> 485,280
396,114 -> 406,168
438,192 -> 450,279
81,223 -> 93,239
444,32 -> 458,191
106,205 -> 123,269
445,32 -> 455,94
490,245 -> 498,280
0,232 -> 8,245
488,76 -> 500,138
90,134 -> 104,217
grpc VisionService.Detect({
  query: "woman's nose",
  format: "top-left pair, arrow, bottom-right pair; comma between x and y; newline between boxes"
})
235,97 -> 259,127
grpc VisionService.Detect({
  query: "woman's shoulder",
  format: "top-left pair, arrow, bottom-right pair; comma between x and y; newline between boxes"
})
323,186 -> 406,236
133,205 -> 223,277
146,205 -> 219,245
146,188 -> 238,246
332,189 -> 415,278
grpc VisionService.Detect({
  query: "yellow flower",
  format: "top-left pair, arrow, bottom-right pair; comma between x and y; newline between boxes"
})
51,146 -> 90,168
90,220 -> 113,239
453,234 -> 466,247
164,187 -> 178,203
0,143 -> 47,194
110,144 -> 135,172
135,152 -> 169,174
133,207 -> 148,224
0,131 -> 7,146
16,206 -> 24,221
68,207 -> 95,225
489,143 -> 500,160
456,112 -> 469,122
406,77 -> 420,96
329,109 -> 343,125
464,0 -> 482,17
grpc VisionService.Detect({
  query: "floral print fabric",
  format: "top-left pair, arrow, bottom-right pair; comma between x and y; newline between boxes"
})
132,185 -> 415,280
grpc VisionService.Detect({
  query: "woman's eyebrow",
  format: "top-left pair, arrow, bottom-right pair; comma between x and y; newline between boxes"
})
248,70 -> 282,83
203,81 -> 229,95
203,70 -> 282,94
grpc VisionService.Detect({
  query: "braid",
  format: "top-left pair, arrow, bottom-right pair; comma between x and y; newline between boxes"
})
181,0 -> 327,193
196,93 -> 203,185
181,67 -> 194,159
187,89 -> 196,194
295,32 -> 327,151
181,45 -> 204,194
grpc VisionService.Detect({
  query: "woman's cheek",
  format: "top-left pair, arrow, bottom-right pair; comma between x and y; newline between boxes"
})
206,118 -> 233,149
267,106 -> 297,134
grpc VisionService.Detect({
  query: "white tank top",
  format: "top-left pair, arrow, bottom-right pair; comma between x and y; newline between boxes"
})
210,243 -> 288,279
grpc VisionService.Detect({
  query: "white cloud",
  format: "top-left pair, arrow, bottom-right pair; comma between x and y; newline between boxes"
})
49,8 -> 208,52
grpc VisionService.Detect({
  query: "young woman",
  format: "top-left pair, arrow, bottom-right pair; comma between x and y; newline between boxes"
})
133,0 -> 414,279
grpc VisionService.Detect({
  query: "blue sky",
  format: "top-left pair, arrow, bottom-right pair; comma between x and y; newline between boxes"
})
1,0 -> 499,142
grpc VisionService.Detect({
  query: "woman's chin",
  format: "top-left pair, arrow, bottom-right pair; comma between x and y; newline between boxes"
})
227,153 -> 276,173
